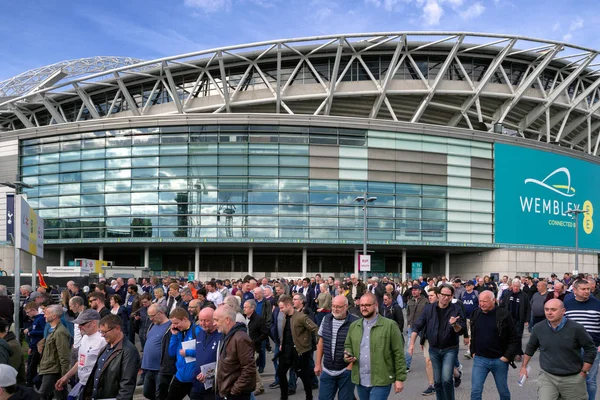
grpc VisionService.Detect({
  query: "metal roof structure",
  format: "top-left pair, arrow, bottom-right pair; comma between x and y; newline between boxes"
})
1,32 -> 599,156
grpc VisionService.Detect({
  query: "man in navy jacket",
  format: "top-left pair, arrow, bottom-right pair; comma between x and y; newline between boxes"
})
190,308 -> 222,400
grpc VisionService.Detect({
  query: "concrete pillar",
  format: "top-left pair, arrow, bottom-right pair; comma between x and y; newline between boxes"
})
144,247 -> 150,269
318,257 -> 323,274
302,248 -> 307,277
402,250 -> 407,282
31,255 -> 37,292
60,249 -> 65,267
98,246 -> 104,261
231,254 -> 235,273
195,248 -> 200,280
248,248 -> 253,276
275,256 -> 279,273
354,250 -> 359,276
445,251 -> 450,279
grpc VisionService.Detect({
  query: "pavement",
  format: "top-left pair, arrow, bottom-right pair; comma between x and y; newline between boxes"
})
133,329 -> 542,399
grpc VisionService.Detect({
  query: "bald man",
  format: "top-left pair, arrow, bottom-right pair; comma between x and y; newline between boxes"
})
522,299 -> 596,399
468,290 -> 518,400
190,308 -> 222,400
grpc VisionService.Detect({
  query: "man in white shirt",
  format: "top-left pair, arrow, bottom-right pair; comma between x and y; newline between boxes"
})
68,296 -> 86,366
206,281 -> 224,306
55,309 -> 107,393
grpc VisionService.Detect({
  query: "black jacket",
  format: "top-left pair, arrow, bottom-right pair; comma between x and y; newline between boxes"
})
7,386 -> 40,399
159,322 -> 177,375
82,337 -> 141,400
413,302 -> 466,349
500,290 -> 531,323
469,306 -> 518,362
247,312 -> 269,352
380,303 -> 404,332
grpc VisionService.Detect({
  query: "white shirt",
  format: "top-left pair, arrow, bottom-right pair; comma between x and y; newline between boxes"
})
207,290 -> 224,306
78,332 -> 106,384
73,323 -> 83,349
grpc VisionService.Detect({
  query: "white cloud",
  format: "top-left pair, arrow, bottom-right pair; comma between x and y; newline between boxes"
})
563,33 -> 573,42
444,0 -> 463,7
570,16 -> 584,31
365,0 -> 406,12
460,2 -> 484,20
184,0 -> 232,12
422,0 -> 443,26
552,22 -> 561,32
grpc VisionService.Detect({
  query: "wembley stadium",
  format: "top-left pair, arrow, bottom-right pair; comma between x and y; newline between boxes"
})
0,32 -> 598,280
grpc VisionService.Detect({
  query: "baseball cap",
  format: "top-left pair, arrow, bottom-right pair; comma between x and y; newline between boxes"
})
466,280 -> 476,286
411,284 -> 421,290
73,309 -> 101,325
0,364 -> 17,387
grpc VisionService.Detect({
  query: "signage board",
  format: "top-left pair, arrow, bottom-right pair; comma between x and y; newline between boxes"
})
359,255 -> 371,272
411,262 -> 423,280
495,144 -> 597,250
14,195 -> 44,257
5,194 -> 14,242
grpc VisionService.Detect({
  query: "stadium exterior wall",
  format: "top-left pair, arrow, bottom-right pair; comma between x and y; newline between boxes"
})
0,113 -> 598,279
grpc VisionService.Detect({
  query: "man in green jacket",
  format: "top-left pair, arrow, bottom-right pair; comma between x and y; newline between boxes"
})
344,292 -> 406,399
38,304 -> 71,400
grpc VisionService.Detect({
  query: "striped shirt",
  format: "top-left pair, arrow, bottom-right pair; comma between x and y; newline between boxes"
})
564,296 -> 600,346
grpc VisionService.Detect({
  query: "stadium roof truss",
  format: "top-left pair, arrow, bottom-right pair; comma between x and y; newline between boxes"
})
1,32 -> 599,157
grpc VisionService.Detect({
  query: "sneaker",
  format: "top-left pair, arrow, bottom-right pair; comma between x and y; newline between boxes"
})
458,363 -> 463,372
258,368 -> 265,373
422,385 -> 435,396
454,371 -> 462,388
406,368 -> 410,373
254,388 -> 265,396
464,352 -> 472,359
269,382 -> 280,389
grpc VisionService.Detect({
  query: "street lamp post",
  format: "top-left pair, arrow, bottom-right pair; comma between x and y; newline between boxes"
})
566,208 -> 588,276
1,181 -> 34,336
355,191 -> 377,282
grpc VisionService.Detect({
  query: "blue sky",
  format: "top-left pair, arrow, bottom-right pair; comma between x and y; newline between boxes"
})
0,0 -> 598,82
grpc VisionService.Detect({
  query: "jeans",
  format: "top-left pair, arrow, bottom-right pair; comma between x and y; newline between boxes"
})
157,373 -> 174,400
514,321 -> 524,355
356,384 -> 391,400
39,373 -> 66,400
583,349 -> 600,400
272,342 -> 280,384
470,356 -> 510,400
167,377 -> 194,400
318,369 -> 354,400
26,346 -> 41,387
257,339 -> 266,370
143,369 -> 160,400
289,353 -> 318,391
405,327 -> 414,369
429,346 -> 458,400
278,352 -> 313,400
190,392 -> 216,400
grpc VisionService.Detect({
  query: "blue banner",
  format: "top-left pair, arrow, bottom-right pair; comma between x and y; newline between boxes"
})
495,143 -> 597,250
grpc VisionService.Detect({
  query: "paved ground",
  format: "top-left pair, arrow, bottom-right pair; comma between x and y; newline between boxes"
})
133,330 -> 542,399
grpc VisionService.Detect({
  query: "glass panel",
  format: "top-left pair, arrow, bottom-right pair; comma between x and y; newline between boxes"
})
132,145 -> 159,156
279,217 -> 308,226
132,192 -> 158,204
106,135 -> 132,147
422,197 -> 446,209
159,167 -> 187,178
105,169 -> 131,179
189,155 -> 217,165
310,229 -> 337,238
159,179 -> 188,190
105,206 -> 130,216
339,181 -> 367,192
133,135 -> 160,145
309,192 -> 339,204
249,155 -> 278,165
81,160 -> 105,170
106,147 -> 131,158
59,151 -> 80,162
247,204 -> 278,214
396,183 -> 422,195
248,178 -> 278,190
38,197 -> 59,208
132,157 -> 159,167
106,158 -> 131,169
81,170 -> 105,181
39,153 -> 60,164
248,191 -> 278,203
105,193 -> 131,205
82,194 -> 104,206
368,181 -> 395,194
60,172 -> 80,183
279,179 -> 308,191
132,168 -> 159,178
81,149 -> 105,159
105,180 -> 131,192
22,166 -> 38,176
59,195 -> 80,207
21,155 -> 40,165
59,183 -> 80,195
132,179 -> 158,191
160,145 -> 188,155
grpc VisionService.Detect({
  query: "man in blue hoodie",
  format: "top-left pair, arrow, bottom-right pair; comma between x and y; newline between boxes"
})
23,302 -> 45,387
190,307 -> 222,400
168,307 -> 201,400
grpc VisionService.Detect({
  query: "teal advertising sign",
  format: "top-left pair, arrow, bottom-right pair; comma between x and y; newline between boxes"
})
411,262 -> 423,280
495,143 -> 597,250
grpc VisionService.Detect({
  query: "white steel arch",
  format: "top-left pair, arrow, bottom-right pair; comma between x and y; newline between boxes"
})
1,32 -> 599,157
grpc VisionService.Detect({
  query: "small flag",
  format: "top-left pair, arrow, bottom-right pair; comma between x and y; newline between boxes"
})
37,270 -> 48,289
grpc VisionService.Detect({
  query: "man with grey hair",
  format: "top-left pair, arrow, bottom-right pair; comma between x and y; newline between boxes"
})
243,299 -> 268,396
0,285 -> 14,329
68,296 -> 86,367
142,303 -> 173,400
38,304 -> 71,400
500,278 -> 530,361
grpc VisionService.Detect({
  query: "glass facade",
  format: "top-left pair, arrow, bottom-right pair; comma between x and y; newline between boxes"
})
19,124 -> 493,245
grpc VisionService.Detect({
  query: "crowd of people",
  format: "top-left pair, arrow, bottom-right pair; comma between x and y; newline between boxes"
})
0,270 -> 596,399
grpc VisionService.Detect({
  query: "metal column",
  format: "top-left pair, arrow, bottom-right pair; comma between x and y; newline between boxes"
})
445,251 -> 450,279
302,248 -> 307,277
144,247 -> 150,269
195,248 -> 200,281
402,250 -> 407,282
31,255 -> 37,292
248,248 -> 253,276
60,249 -> 65,267
98,246 -> 104,261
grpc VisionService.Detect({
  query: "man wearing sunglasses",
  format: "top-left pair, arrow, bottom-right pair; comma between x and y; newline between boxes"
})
82,314 -> 140,400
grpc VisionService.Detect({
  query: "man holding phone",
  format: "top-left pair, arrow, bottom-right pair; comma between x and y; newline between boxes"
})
408,284 -> 466,400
